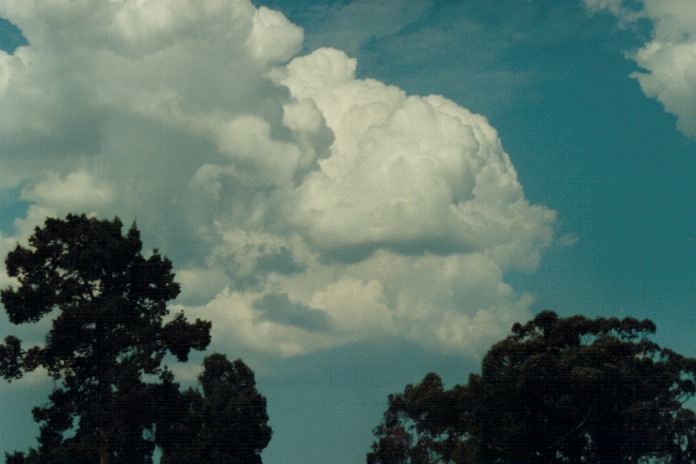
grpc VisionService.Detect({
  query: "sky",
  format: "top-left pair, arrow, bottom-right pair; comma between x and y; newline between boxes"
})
0,0 -> 695,462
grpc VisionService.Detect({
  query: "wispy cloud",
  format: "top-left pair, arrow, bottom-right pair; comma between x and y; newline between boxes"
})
0,0 -> 555,358
285,0 -> 432,55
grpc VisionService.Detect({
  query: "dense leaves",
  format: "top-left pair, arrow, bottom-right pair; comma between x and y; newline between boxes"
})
368,311 -> 696,464
158,354 -> 273,464
0,214 -> 212,464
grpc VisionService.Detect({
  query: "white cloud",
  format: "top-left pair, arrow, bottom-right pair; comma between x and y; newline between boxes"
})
632,41 -> 696,138
247,6 -> 303,64
0,0 -> 555,358
22,170 -> 115,210
197,249 -> 531,358
279,48 -> 555,271
585,0 -> 696,138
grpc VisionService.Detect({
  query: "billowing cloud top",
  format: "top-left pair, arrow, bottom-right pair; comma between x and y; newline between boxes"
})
0,0 -> 556,357
586,0 -> 696,139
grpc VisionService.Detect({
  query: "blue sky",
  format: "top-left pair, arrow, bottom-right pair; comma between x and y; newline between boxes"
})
1,1 -> 695,463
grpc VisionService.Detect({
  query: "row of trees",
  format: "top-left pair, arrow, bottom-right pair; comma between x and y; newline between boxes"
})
1,214 -> 696,463
0,215 -> 270,464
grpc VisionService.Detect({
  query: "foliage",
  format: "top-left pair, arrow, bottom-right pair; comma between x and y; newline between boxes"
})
158,354 -> 273,464
368,311 -> 696,464
0,214 -> 211,464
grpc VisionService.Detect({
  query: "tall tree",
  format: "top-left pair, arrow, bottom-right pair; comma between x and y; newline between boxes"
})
0,214 -> 211,464
158,354 -> 273,464
368,311 -> 696,464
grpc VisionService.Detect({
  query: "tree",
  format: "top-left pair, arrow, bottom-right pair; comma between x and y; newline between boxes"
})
0,214 -> 211,464
158,353 -> 273,464
368,372 -> 476,464
368,311 -> 696,464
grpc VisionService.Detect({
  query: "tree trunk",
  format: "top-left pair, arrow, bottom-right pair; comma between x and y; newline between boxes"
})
100,448 -> 111,464
100,429 -> 111,464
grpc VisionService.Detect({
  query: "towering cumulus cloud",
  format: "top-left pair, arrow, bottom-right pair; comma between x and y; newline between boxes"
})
586,0 -> 696,138
0,0 -> 555,357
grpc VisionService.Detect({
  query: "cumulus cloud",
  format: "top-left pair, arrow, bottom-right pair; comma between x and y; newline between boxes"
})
0,0 -> 555,358
278,48 -> 555,270
586,0 -> 696,138
22,170 -> 115,210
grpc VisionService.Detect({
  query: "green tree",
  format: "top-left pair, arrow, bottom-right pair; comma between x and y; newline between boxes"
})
0,214 -> 211,464
368,311 -> 696,464
159,353 -> 273,464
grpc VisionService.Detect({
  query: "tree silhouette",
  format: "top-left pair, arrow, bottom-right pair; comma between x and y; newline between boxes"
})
158,354 -> 272,464
0,214 -> 211,464
369,311 -> 696,463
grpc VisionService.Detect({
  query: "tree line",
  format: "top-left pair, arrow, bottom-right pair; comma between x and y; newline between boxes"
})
1,214 -> 695,463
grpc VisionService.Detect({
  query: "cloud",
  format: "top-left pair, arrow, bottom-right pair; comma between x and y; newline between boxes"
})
0,0 -> 555,358
292,0 -> 431,55
248,6 -> 304,64
585,0 -> 696,138
584,0 -> 625,16
556,233 -> 580,248
253,292 -> 333,332
278,48 -> 555,270
22,170 -> 115,210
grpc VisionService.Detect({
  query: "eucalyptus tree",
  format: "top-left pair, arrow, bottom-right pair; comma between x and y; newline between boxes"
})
369,311 -> 696,463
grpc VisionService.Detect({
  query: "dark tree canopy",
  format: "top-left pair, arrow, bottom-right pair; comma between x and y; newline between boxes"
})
368,311 -> 696,464
0,214 -> 211,464
158,354 -> 273,464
